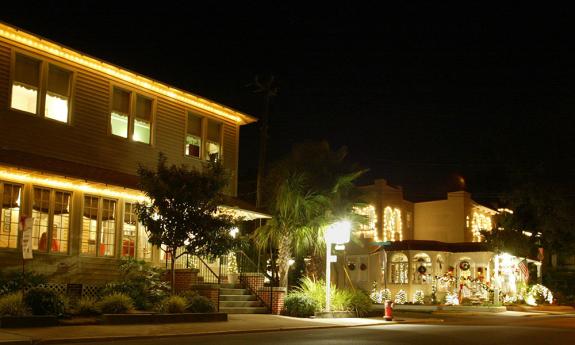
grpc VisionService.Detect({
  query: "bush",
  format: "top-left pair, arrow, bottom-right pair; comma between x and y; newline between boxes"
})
97,294 -> 134,314
75,297 -> 101,316
155,295 -> 187,314
0,292 -> 29,317
282,293 -> 317,317
178,290 -> 199,303
346,290 -> 372,316
102,259 -> 169,310
186,295 -> 215,313
296,277 -> 326,311
0,271 -> 47,295
23,287 -> 65,316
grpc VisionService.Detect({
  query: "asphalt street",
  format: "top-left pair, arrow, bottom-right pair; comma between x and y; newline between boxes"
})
71,314 -> 575,345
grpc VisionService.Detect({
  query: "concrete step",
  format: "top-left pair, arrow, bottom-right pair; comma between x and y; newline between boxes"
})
219,283 -> 243,289
220,300 -> 263,308
219,307 -> 268,314
220,294 -> 258,301
220,288 -> 249,295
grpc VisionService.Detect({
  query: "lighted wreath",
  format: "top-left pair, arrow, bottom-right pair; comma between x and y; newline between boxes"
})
348,263 -> 356,271
459,261 -> 471,271
417,265 -> 427,274
360,263 -> 367,271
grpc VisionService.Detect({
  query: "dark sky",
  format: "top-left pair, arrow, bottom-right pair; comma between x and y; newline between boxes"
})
2,2 -> 575,204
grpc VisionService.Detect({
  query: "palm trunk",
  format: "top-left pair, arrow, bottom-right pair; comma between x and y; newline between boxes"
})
277,233 -> 292,288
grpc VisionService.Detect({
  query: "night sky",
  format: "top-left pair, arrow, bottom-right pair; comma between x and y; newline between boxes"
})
2,3 -> 574,205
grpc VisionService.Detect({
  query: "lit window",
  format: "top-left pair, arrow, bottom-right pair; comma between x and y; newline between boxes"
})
412,253 -> 432,284
133,95 -> 151,144
45,64 -> 71,122
206,120 -> 221,161
111,88 -> 153,144
390,253 -> 408,284
471,212 -> 492,242
32,187 -> 70,253
11,54 -> 40,114
383,207 -> 403,242
0,183 -> 21,249
123,202 -> 149,259
81,196 -> 116,257
111,87 -> 130,138
186,113 -> 202,158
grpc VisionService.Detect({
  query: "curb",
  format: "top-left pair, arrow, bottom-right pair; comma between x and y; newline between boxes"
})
26,319 -> 431,345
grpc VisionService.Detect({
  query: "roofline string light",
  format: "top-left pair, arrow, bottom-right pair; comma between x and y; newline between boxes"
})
0,23 -> 256,125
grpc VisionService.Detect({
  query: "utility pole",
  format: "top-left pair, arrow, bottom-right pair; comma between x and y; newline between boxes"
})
251,75 -> 277,208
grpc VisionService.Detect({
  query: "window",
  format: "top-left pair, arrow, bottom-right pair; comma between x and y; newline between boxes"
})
471,212 -> 492,242
32,187 -> 71,253
185,113 -> 202,158
12,54 -> 40,114
45,64 -> 72,122
383,207 -> 403,242
11,53 -> 72,123
0,183 -> 21,249
111,87 -> 153,144
390,253 -> 408,284
412,253 -> 432,284
206,120 -> 221,161
123,202 -> 151,260
81,196 -> 117,257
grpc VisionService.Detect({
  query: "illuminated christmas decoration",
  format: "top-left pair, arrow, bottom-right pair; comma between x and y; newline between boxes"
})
471,212 -> 493,242
394,289 -> 406,304
353,205 -> 377,240
413,290 -> 424,304
383,207 -> 402,242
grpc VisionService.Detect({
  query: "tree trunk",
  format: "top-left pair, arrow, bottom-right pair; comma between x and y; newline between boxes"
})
277,233 -> 292,288
171,248 -> 176,295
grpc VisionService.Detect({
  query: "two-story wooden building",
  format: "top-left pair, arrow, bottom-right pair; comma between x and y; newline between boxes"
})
0,22 -> 266,283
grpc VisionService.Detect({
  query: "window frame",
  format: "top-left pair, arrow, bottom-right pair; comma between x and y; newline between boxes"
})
122,201 -> 151,260
109,85 -> 155,145
81,195 -> 118,258
9,50 -> 75,125
31,186 -> 72,255
184,112 -> 204,159
0,181 -> 23,250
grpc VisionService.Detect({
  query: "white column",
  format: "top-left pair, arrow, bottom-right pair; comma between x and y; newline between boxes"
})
325,240 -> 332,312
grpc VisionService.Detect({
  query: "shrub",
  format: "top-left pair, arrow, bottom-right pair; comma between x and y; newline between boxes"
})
282,293 -> 317,317
102,259 -> 169,310
394,290 -> 407,305
296,277 -> 326,311
186,295 -> 215,313
75,297 -> 101,316
0,271 -> 47,295
155,295 -> 187,314
412,290 -> 425,304
178,290 -> 199,303
23,287 -> 65,316
97,294 -> 134,314
346,290 -> 372,316
527,284 -> 553,305
0,292 -> 29,317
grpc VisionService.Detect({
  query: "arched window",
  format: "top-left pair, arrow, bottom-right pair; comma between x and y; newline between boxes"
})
435,255 -> 445,275
390,253 -> 408,284
413,253 -> 432,284
383,207 -> 403,242
471,213 -> 492,242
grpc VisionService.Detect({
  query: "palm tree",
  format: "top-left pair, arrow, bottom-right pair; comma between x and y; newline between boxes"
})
253,142 -> 366,287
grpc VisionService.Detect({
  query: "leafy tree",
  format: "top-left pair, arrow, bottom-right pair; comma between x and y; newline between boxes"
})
136,154 -> 238,293
254,142 -> 366,287
481,212 -> 537,258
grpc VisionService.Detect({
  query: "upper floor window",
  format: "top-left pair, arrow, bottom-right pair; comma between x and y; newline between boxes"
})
11,53 -> 72,123
32,187 -> 71,254
0,182 -> 21,249
185,112 -> 202,158
81,196 -> 117,257
111,87 -> 153,144
383,207 -> 403,242
206,120 -> 221,161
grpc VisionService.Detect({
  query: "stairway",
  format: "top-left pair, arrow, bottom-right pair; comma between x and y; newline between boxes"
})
219,284 -> 268,314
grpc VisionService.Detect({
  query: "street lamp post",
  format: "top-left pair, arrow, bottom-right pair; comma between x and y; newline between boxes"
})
324,220 -> 351,313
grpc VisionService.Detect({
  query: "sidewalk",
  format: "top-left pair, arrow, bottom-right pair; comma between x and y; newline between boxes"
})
0,314 -> 431,345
